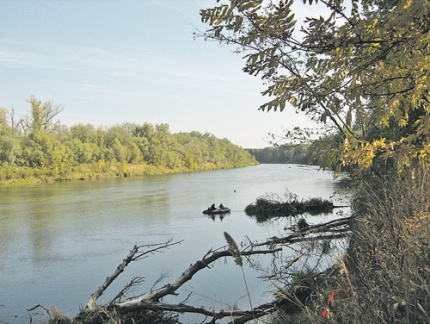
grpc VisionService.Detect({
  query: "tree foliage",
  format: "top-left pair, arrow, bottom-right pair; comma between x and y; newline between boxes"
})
200,0 -> 430,175
24,96 -> 63,133
0,99 -> 257,182
247,144 -> 313,164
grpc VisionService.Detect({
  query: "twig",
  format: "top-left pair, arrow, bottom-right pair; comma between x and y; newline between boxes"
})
110,247 -> 281,315
86,239 -> 182,310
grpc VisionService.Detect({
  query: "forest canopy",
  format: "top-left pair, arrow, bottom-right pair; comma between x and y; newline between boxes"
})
247,144 -> 313,164
0,97 -> 257,182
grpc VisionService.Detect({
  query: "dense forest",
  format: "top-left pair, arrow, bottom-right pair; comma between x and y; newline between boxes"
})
247,145 -> 313,164
0,97 -> 257,183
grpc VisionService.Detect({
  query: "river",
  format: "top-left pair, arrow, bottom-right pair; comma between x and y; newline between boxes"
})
0,164 -> 350,323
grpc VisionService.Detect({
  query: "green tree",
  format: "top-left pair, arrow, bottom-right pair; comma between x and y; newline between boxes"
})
112,138 -> 127,162
0,135 -> 21,164
0,108 -> 20,164
177,132 -> 205,166
95,129 -> 106,160
147,123 -> 174,167
0,108 -> 7,127
127,141 -> 142,163
200,0 -> 430,174
70,124 -> 97,143
24,96 -> 63,133
0,103 -> 258,180
20,131 -> 51,167
50,141 -> 70,176
69,138 -> 94,164
133,122 -> 155,139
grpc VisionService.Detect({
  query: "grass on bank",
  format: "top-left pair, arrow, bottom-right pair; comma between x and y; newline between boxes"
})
0,159 -> 258,185
272,163 -> 430,323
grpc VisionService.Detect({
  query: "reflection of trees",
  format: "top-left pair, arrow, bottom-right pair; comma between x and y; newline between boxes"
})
27,187 -> 61,261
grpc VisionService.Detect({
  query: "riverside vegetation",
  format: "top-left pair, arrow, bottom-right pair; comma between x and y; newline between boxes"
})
0,97 -> 257,184
247,145 -> 314,165
11,0 -> 430,322
198,0 -> 430,322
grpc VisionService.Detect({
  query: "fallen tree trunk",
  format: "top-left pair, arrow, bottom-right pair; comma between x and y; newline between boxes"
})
69,216 -> 354,323
113,299 -> 279,324
106,247 -> 282,314
85,240 -> 182,310
256,215 -> 355,247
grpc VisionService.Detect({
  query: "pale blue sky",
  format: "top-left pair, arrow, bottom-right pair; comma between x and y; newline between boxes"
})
1,0 -> 313,148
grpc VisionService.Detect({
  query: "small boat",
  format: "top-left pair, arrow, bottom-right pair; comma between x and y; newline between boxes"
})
202,207 -> 231,215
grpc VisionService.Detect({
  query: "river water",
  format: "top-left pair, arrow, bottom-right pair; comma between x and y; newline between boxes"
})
0,164 -> 350,323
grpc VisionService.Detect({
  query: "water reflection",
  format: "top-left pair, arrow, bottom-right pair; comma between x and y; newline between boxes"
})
206,213 -> 228,221
0,164 -> 350,323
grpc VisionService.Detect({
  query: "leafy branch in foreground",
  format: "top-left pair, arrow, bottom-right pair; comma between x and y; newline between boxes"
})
199,0 -> 430,174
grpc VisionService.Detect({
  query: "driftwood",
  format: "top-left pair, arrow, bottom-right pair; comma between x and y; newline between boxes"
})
116,299 -> 286,324
79,246 -> 282,321
86,239 -> 182,310
68,216 -> 354,323
256,215 -> 355,247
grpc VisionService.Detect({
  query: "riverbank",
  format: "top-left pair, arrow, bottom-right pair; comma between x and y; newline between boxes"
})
0,160 -> 259,185
274,164 -> 430,323
1,164 -> 341,324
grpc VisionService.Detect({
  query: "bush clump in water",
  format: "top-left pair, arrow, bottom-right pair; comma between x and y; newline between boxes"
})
245,192 -> 334,220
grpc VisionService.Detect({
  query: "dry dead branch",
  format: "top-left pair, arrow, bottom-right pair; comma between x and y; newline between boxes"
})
86,239 -> 182,310
256,215 -> 354,247
47,215 -> 355,323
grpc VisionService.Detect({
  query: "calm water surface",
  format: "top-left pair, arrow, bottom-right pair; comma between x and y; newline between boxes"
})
0,164 -> 349,323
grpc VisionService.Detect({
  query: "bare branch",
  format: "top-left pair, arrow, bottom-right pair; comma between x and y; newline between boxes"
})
256,215 -> 355,247
76,215 -> 356,322
86,240 -> 182,310
105,247 -> 281,316
117,299 -> 281,324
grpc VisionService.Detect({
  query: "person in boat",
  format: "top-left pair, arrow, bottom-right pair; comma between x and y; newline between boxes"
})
219,203 -> 225,209
210,203 -> 216,210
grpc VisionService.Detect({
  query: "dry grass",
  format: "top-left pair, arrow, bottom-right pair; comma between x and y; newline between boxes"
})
224,231 -> 244,267
224,232 -> 257,323
272,163 -> 430,323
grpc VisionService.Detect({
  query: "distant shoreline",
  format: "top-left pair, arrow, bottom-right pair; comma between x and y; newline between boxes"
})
0,161 -> 259,186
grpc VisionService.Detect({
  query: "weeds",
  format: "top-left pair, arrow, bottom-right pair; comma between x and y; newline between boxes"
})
270,163 -> 430,323
245,191 -> 335,220
223,232 -> 256,323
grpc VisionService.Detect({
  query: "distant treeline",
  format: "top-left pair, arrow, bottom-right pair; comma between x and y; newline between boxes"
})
0,98 -> 257,183
246,145 -> 313,164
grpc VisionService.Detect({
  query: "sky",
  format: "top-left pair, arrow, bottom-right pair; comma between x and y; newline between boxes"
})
0,0 -> 315,149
